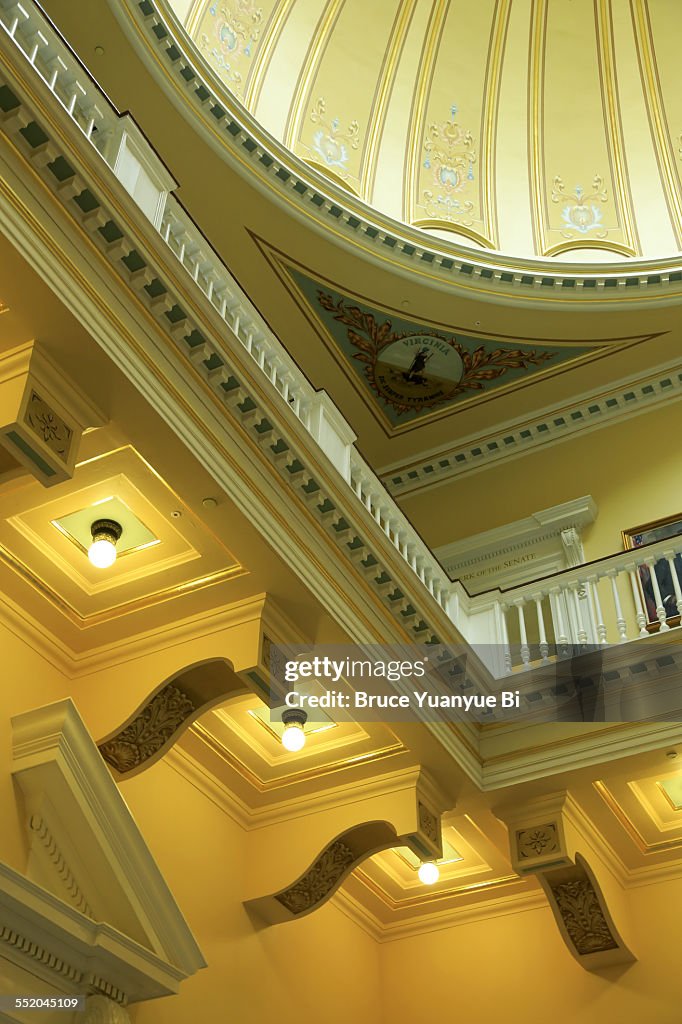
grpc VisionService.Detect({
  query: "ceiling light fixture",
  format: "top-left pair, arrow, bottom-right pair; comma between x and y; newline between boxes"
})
418,861 -> 440,885
281,707 -> 307,752
88,518 -> 123,569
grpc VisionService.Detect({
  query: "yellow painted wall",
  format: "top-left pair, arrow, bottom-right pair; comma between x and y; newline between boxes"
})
380,874 -> 682,1023
0,619 -> 70,872
402,399 -> 682,563
119,758 -> 382,1024
3,625 -> 682,1023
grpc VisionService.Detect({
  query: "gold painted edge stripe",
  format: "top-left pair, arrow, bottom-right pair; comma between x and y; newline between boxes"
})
124,0 -> 682,302
594,0 -> 639,255
361,0 -> 416,201
527,0 -> 546,255
283,0 -> 345,151
0,131 -> 415,649
190,720 -> 406,792
184,0 -> 205,36
353,865 -> 525,910
630,0 -> 682,248
403,0 -> 449,224
530,0 -> 638,257
478,0 -> 512,250
410,218 -> 495,249
0,539 -> 246,628
593,780 -> 682,855
243,0 -> 297,112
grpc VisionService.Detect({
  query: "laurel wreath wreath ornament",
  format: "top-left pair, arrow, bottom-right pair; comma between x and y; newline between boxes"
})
318,292 -> 555,415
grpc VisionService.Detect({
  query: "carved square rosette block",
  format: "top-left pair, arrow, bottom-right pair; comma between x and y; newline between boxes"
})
0,342 -> 104,485
497,794 -> 573,875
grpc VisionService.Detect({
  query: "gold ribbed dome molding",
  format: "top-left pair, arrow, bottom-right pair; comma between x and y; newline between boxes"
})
174,0 -> 682,262
113,0 -> 682,304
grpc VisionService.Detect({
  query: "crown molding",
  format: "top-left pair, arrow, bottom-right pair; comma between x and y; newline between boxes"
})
435,496 -> 596,585
0,590 -> 270,679
382,360 -> 682,496
333,879 -> 548,943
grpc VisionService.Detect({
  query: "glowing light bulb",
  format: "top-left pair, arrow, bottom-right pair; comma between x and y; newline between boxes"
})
88,537 -> 117,568
281,707 -> 307,753
418,861 -> 440,885
88,519 -> 122,570
282,722 -> 306,752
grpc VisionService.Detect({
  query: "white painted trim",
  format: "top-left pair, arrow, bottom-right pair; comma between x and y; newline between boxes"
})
11,700 -> 206,976
0,861 -> 187,1004
383,364 -> 682,495
436,496 -> 597,585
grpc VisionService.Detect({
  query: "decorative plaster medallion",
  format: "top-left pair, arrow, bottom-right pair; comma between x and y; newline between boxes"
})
25,391 -> 73,463
516,823 -> 560,859
418,802 -> 440,845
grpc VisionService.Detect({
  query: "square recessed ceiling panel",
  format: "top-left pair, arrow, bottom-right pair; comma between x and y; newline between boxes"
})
659,776 -> 682,811
0,444 -> 244,632
52,496 -> 159,557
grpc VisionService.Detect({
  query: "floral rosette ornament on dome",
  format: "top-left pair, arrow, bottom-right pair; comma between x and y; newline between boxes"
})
552,175 -> 609,239
199,0 -> 263,92
422,104 -> 477,223
309,97 -> 360,176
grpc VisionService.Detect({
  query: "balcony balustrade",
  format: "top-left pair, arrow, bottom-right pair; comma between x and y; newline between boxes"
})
2,0 -> 681,685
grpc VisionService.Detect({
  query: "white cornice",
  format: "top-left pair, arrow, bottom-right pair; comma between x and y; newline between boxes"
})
0,862 -> 188,1003
11,699 -> 206,977
382,362 -> 682,495
332,882 -> 548,943
435,496 -> 596,576
0,590 -> 270,679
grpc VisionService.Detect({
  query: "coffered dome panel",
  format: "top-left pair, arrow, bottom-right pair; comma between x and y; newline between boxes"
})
173,0 -> 682,261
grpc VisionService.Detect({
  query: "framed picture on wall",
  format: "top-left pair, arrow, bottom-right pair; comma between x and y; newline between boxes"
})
622,513 -> 682,631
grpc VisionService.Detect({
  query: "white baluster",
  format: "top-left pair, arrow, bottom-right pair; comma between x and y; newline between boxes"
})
515,599 -> 530,665
628,566 -> 649,637
666,551 -> 682,622
588,576 -> 607,644
550,586 -> 569,649
607,570 -> 628,641
25,27 -> 48,66
6,4 -> 29,39
645,557 -> 670,631
499,603 -> 513,673
571,584 -> 588,644
45,53 -> 67,91
533,593 -> 549,660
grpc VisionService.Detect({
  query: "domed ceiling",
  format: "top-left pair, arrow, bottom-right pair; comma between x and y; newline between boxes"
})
171,0 -> 682,261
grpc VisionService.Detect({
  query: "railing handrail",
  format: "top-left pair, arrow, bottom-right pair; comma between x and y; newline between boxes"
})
0,0 -> 456,618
